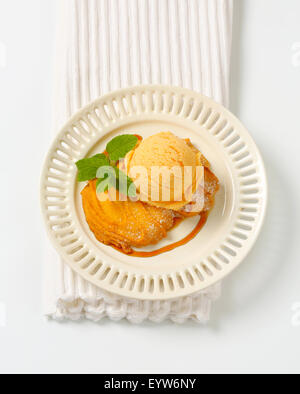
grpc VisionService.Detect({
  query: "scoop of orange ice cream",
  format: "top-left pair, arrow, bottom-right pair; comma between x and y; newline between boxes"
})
126,132 -> 204,210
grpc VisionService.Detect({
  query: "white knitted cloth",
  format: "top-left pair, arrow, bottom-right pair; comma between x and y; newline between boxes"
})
44,0 -> 233,323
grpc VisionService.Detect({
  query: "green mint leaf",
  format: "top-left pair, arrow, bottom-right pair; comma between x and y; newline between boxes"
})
75,154 -> 110,182
96,166 -> 136,198
113,166 -> 137,198
106,134 -> 138,162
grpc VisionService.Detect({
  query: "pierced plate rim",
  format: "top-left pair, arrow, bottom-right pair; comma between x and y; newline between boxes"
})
40,85 -> 268,300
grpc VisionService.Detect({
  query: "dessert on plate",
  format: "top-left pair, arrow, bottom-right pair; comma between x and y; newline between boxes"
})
76,132 -> 219,257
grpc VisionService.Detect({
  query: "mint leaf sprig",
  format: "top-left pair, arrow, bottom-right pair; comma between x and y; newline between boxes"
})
96,166 -> 136,198
75,154 -> 110,182
106,134 -> 139,162
75,134 -> 139,197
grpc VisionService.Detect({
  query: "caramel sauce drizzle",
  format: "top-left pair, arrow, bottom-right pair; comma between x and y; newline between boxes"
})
112,213 -> 208,258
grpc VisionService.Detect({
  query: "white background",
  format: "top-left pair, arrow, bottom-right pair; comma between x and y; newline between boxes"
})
0,0 -> 300,374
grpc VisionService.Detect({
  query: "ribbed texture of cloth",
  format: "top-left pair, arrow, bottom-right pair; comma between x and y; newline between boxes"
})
44,0 -> 233,323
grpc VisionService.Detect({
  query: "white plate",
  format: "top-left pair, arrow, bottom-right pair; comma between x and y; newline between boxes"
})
41,85 -> 267,300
